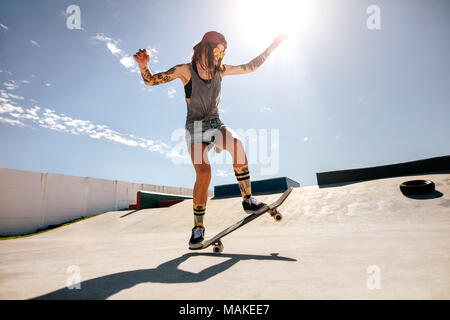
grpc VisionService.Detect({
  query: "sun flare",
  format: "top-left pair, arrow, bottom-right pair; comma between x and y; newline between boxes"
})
238,0 -> 314,49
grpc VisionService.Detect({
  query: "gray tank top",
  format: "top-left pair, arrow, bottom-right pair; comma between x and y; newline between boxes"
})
185,62 -> 222,126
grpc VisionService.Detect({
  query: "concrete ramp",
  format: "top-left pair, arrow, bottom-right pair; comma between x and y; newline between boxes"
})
0,173 -> 449,299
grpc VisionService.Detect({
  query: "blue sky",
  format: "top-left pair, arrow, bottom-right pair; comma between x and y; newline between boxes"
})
0,0 -> 449,189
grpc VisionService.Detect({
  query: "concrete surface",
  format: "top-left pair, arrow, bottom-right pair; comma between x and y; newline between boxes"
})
0,173 -> 449,300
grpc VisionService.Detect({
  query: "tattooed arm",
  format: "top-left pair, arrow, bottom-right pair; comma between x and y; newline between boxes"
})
221,34 -> 287,77
139,63 -> 186,86
221,51 -> 270,76
133,48 -> 187,86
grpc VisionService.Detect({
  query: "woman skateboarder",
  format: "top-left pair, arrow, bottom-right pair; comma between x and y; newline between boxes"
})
133,31 -> 286,249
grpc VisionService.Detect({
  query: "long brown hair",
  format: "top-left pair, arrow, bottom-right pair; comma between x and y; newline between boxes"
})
191,41 -> 224,79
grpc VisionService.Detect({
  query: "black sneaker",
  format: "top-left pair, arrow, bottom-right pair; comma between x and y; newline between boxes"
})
242,196 -> 267,214
189,226 -> 205,250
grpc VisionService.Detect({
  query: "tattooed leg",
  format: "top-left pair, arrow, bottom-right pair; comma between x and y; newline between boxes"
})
234,165 -> 252,200
193,203 -> 206,227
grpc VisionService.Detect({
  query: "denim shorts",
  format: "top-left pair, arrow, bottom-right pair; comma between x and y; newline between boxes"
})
185,118 -> 226,150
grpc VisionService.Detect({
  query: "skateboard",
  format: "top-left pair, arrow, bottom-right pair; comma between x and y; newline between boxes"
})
193,187 -> 293,254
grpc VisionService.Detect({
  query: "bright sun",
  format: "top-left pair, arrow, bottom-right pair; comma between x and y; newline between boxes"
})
237,0 -> 314,49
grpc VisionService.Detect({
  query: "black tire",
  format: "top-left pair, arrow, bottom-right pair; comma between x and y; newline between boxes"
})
400,180 -> 435,196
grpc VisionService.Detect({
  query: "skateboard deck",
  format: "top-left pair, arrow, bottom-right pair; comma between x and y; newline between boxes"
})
192,187 -> 293,254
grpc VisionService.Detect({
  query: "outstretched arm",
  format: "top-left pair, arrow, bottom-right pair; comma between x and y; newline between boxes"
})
222,34 -> 287,77
134,49 -> 186,86
139,64 -> 185,86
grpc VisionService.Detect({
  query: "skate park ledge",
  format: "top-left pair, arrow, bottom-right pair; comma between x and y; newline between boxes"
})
213,177 -> 300,199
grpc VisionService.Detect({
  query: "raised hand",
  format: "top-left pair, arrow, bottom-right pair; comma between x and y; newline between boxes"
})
271,34 -> 288,49
133,49 -> 150,65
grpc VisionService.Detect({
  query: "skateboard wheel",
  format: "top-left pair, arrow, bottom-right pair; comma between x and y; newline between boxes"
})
213,241 -> 224,254
270,209 -> 283,222
274,213 -> 283,222
213,245 -> 223,254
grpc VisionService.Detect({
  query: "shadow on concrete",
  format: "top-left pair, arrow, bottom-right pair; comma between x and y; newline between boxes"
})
120,209 -> 142,218
401,190 -> 444,200
31,252 -> 297,300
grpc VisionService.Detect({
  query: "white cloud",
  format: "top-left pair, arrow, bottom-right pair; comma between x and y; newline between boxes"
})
260,106 -> 272,112
92,33 -> 139,72
303,137 -> 309,142
93,34 -> 112,42
89,131 -> 139,147
141,86 -> 154,92
106,42 -> 122,56
0,23 -> 8,31
0,116 -> 26,127
0,89 -> 172,155
146,46 -> 159,64
168,88 -> 176,98
45,83 -> 51,87
1,89 -> 21,99
165,148 -> 186,161
93,34 -> 121,55
5,92 -> 24,100
3,81 -> 19,90
23,106 -> 40,120
30,40 -> 40,47
119,55 -> 135,69
0,102 -> 23,114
